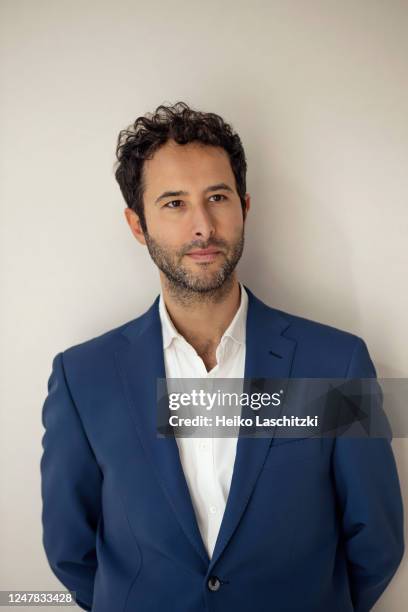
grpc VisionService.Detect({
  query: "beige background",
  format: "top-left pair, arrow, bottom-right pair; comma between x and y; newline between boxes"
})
1,0 -> 407,610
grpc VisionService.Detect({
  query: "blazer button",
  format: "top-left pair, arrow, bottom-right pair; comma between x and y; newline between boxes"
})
207,576 -> 221,592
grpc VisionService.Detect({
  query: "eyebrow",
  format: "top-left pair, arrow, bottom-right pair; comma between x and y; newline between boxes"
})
154,182 -> 234,204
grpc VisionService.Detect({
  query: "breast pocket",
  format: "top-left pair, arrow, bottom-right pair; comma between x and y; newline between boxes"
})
262,436 -> 322,470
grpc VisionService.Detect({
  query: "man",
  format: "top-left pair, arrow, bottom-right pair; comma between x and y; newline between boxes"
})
40,101 -> 404,612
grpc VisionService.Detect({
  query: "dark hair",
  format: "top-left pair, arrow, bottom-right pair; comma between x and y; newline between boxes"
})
114,101 -> 247,233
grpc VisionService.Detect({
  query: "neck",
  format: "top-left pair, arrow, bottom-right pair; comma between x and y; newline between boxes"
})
160,273 -> 241,352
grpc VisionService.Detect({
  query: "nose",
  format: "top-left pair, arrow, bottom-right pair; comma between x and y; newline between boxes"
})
190,203 -> 216,241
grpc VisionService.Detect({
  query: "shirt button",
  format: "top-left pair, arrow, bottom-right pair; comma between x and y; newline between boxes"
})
199,441 -> 208,451
207,576 -> 221,592
209,505 -> 217,514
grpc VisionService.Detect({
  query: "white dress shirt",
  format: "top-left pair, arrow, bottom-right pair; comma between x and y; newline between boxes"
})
158,283 -> 248,559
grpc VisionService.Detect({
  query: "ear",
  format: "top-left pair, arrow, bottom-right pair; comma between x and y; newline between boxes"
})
243,193 -> 251,221
124,207 -> 147,245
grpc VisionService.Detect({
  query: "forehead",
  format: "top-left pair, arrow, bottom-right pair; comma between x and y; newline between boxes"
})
142,140 -> 235,194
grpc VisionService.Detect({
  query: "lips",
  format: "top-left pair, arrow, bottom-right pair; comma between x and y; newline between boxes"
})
186,248 -> 222,262
187,248 -> 220,255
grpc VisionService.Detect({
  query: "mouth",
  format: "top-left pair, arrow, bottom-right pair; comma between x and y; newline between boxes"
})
186,248 -> 222,262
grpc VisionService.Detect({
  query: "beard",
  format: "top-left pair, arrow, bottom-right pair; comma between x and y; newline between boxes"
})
143,229 -> 245,298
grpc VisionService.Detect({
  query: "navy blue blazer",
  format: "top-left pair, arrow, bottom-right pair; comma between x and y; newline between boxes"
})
40,287 -> 404,612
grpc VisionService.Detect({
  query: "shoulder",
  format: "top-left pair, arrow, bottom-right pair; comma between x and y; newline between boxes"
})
276,305 -> 359,345
246,287 -> 371,376
58,297 -> 159,370
280,308 -> 373,377
248,285 -> 359,344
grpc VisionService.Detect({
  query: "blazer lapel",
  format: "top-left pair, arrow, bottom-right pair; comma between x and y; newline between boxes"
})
208,286 -> 297,570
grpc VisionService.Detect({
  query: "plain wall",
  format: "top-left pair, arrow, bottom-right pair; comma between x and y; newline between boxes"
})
1,0 -> 407,610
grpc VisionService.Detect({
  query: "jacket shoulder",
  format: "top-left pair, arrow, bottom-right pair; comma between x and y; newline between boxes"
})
259,300 -> 368,376
277,306 -> 360,345
58,299 -> 157,366
250,287 -> 360,347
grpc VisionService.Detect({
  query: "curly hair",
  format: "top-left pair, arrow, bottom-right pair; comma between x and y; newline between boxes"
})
114,101 -> 247,233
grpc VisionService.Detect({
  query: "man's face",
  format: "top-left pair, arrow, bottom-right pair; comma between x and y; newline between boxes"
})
125,139 -> 250,293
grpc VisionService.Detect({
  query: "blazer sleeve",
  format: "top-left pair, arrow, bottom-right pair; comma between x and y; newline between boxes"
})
40,352 -> 103,611
332,337 -> 404,612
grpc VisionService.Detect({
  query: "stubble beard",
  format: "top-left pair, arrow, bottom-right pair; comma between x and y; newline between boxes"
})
143,230 -> 245,305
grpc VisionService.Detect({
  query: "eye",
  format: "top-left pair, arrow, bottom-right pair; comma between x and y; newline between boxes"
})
209,194 -> 227,202
164,200 -> 184,209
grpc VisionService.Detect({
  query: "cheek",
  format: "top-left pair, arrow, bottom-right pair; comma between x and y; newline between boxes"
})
151,224 -> 188,252
224,202 -> 244,224
146,213 -> 176,242
221,213 -> 244,238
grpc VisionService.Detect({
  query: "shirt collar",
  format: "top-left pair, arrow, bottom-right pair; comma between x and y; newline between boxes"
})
159,282 -> 248,350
